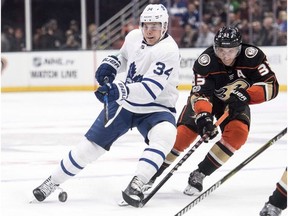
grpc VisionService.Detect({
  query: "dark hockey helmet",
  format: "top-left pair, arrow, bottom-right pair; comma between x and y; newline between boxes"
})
214,26 -> 242,48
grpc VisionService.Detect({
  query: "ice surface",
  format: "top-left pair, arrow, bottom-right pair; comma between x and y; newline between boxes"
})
1,91 -> 287,216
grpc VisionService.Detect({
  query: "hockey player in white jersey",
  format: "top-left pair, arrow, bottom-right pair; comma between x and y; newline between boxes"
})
32,4 -> 180,204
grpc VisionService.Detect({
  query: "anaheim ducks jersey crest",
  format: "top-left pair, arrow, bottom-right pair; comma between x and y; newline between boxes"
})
191,43 -> 278,102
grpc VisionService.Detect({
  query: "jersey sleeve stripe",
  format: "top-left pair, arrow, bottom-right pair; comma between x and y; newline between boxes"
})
142,78 -> 164,90
142,82 -> 156,99
126,100 -> 176,113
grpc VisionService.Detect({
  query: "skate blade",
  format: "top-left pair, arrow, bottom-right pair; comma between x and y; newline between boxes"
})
29,198 -> 39,204
183,185 -> 200,196
118,199 -> 129,207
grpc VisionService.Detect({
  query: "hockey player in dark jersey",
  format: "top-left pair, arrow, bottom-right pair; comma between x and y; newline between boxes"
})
145,26 -> 279,196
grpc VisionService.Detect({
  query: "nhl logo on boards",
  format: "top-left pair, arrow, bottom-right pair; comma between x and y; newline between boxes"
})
245,47 -> 258,58
198,54 -> 210,66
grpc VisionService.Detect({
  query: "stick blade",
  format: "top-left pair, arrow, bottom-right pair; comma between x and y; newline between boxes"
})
121,191 -> 143,208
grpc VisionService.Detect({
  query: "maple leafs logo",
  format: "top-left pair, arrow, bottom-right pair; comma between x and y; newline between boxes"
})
126,62 -> 143,84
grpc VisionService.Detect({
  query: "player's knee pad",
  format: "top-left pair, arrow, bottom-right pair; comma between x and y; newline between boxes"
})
147,121 -> 177,155
222,120 -> 249,150
73,138 -> 106,165
136,122 -> 176,182
174,125 -> 198,152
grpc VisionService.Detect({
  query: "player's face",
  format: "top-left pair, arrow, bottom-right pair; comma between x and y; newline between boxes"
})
142,22 -> 162,45
215,47 -> 239,66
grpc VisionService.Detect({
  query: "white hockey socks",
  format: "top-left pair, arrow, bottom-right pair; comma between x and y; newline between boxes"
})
51,138 -> 106,184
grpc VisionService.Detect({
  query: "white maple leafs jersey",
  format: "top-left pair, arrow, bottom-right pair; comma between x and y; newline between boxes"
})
118,29 -> 180,115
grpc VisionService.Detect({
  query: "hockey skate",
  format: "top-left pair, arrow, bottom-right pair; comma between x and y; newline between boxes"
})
119,177 -> 154,207
183,169 -> 205,196
142,177 -> 155,192
121,176 -> 146,207
33,176 -> 61,202
260,202 -> 282,216
123,176 -> 145,201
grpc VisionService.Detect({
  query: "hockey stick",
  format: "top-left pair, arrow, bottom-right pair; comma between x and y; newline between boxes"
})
101,53 -> 122,125
103,95 -> 109,124
175,127 -> 287,216
103,76 -> 109,125
122,111 -> 229,208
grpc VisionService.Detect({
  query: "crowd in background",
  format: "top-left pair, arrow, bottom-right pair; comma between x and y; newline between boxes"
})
168,0 -> 287,48
1,19 -> 82,51
1,0 -> 287,52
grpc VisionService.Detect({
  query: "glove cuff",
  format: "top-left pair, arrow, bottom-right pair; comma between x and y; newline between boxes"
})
195,112 -> 212,124
113,80 -> 129,101
102,55 -> 121,70
231,88 -> 250,103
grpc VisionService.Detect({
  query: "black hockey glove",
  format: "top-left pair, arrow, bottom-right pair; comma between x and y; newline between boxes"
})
95,55 -> 121,86
195,112 -> 218,143
95,80 -> 129,103
226,88 -> 250,118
